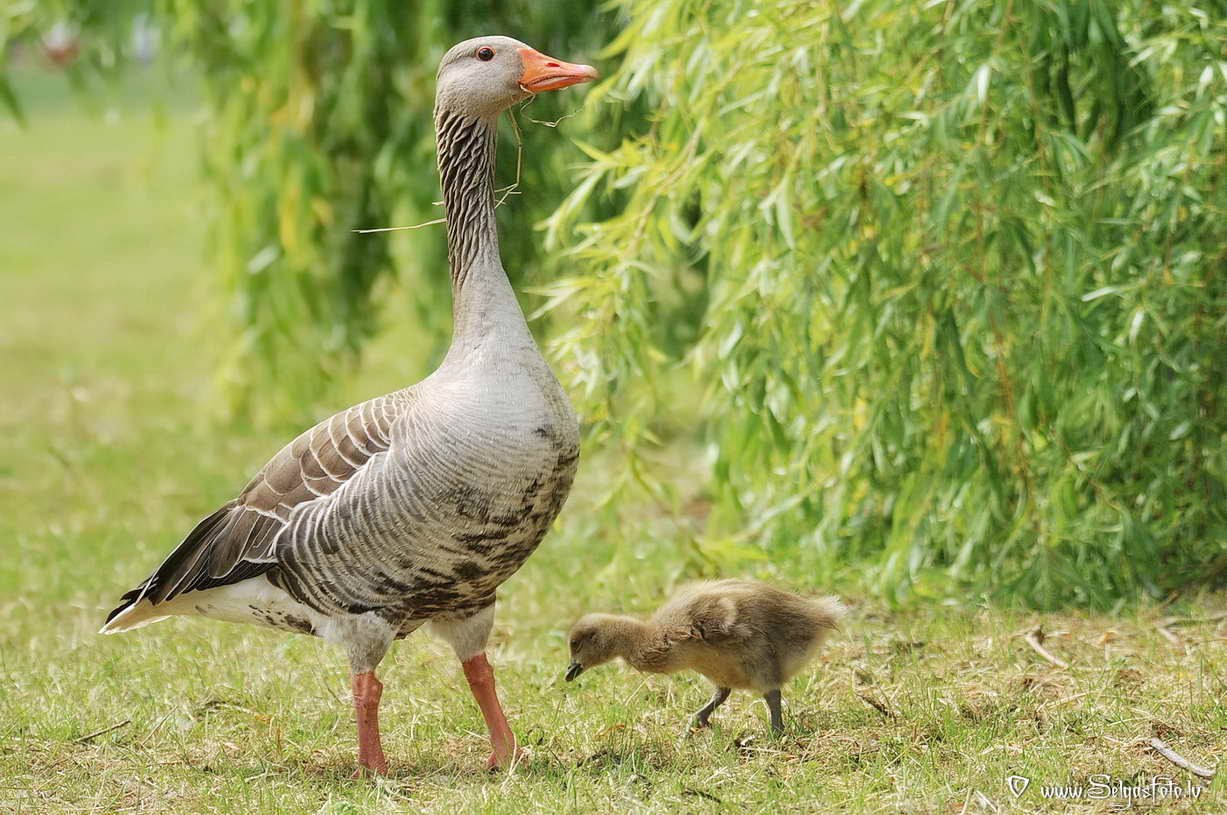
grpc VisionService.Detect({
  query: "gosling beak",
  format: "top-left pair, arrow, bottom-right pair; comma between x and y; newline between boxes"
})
518,48 -> 599,93
565,661 -> 584,682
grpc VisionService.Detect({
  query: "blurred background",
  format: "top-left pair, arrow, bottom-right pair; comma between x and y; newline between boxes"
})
2,0 -> 1225,613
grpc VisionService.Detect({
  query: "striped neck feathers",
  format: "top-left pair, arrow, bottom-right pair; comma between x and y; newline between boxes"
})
435,109 -> 500,290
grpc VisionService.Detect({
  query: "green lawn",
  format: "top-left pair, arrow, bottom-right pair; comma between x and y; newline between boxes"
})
1,69 -> 1223,814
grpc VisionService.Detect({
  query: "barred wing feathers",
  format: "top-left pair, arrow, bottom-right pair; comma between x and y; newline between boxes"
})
103,394 -> 401,628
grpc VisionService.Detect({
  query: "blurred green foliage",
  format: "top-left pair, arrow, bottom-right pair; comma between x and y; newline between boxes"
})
3,0 -> 1224,607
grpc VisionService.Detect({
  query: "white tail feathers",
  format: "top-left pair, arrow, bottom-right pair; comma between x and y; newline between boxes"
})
99,600 -> 170,634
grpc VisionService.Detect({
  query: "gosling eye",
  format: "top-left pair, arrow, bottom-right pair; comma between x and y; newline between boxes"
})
476,46 -> 495,62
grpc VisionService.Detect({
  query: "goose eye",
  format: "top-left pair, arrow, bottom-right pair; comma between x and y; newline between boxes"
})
477,47 -> 495,62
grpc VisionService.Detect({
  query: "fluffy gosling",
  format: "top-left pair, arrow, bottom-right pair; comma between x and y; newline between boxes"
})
565,579 -> 845,733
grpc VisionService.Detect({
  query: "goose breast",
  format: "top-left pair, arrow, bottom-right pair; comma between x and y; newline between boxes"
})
270,368 -> 579,626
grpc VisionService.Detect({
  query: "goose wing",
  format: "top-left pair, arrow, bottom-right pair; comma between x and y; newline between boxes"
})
104,394 -> 402,625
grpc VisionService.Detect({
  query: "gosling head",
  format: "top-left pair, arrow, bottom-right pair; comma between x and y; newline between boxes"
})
565,613 -> 633,682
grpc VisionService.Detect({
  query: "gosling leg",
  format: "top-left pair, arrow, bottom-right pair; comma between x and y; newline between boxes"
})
691,687 -> 731,729
763,689 -> 784,735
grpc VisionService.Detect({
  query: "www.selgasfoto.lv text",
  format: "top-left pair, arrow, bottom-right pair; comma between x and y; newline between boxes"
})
1036,775 -> 1204,801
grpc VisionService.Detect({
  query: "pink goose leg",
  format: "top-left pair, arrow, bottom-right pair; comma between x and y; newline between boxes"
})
461,653 -> 520,769
352,671 -> 389,775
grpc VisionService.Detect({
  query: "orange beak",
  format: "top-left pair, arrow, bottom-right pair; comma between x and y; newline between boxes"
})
518,48 -> 599,92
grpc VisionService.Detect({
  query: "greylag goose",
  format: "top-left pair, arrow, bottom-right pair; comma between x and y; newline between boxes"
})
102,36 -> 595,775
565,580 -> 845,733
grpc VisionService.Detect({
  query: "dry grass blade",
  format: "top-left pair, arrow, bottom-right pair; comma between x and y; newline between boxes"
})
353,113 -> 529,235
682,787 -> 722,804
355,101 -> 554,237
517,93 -> 583,128
1038,690 -> 1092,711
138,711 -> 173,747
352,219 -> 446,234
1147,738 -> 1216,779
1155,623 -> 1185,651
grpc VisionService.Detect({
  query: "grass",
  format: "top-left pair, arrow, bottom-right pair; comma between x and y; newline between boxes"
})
1,67 -> 1224,814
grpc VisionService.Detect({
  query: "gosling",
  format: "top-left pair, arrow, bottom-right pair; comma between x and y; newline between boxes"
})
565,579 -> 845,733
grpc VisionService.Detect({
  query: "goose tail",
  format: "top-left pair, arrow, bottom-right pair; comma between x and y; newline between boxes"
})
99,588 -> 168,634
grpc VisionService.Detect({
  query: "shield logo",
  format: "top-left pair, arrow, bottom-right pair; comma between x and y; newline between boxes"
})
1006,775 -> 1031,798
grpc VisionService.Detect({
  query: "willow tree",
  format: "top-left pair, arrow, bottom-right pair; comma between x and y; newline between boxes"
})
540,0 -> 1227,607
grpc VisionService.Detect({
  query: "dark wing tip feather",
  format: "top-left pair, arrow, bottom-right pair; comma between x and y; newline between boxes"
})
106,502 -> 279,621
105,396 -> 396,626
105,586 -> 144,625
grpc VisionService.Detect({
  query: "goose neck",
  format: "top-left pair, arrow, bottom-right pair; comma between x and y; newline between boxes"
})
435,109 -> 500,291
434,108 -> 529,352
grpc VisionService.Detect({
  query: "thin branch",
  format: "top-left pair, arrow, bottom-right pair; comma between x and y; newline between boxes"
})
1159,612 -> 1227,628
856,691 -> 896,719
75,719 -> 130,744
1148,738 -> 1215,779
1021,627 -> 1069,669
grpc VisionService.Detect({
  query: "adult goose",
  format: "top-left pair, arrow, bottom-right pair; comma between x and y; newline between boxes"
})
101,36 -> 594,775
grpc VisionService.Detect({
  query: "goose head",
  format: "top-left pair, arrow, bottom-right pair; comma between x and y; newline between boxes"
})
436,36 -> 599,119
